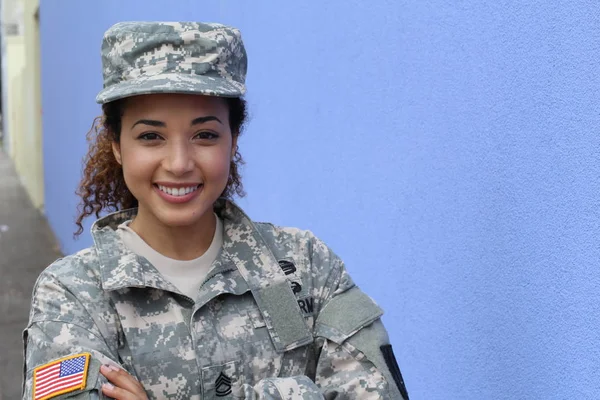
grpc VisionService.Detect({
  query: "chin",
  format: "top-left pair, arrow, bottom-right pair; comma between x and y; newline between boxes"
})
152,202 -> 216,228
152,208 -> 205,228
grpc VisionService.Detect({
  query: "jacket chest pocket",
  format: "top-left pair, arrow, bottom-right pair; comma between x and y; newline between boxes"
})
209,295 -> 283,385
113,290 -> 201,400
246,307 -> 313,379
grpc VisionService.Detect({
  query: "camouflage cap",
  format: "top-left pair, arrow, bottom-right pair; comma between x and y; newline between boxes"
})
95,21 -> 247,104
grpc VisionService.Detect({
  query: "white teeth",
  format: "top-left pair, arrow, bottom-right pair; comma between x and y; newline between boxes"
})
157,185 -> 199,197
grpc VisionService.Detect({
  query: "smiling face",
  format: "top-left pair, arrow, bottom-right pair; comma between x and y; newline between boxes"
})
112,93 -> 236,230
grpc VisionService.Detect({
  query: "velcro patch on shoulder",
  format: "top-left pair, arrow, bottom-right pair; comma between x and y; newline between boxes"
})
33,353 -> 91,400
315,286 -> 383,344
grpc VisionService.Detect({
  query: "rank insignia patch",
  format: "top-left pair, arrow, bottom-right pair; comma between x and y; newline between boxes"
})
33,353 -> 90,400
215,372 -> 232,397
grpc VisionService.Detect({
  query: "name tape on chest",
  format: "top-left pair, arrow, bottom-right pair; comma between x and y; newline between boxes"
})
278,260 -> 314,316
297,296 -> 315,316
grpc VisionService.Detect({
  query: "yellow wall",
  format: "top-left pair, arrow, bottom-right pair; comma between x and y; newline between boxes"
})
22,0 -> 44,210
2,0 -> 44,211
4,35 -> 25,164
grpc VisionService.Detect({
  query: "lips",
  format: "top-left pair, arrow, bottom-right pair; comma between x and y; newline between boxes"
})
156,184 -> 200,197
153,183 -> 203,204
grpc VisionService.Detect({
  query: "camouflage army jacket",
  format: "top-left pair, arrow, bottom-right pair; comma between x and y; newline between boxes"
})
23,200 -> 408,399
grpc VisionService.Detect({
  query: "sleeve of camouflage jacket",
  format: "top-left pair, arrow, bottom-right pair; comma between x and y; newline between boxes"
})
241,236 -> 409,400
22,263 -> 120,399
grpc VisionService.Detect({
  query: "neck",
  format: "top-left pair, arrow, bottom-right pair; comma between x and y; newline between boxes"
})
128,208 -> 217,261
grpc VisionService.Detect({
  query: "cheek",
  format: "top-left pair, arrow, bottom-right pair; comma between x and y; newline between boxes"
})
198,146 -> 232,179
120,147 -> 157,183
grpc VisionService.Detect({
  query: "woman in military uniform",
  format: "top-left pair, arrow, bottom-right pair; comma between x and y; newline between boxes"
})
22,21 -> 409,400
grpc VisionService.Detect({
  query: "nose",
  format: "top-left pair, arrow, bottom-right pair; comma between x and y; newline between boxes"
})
163,140 -> 194,176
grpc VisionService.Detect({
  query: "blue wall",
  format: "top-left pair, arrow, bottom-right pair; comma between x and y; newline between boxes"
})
40,1 -> 600,398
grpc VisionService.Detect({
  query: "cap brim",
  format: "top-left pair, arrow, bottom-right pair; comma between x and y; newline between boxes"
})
95,73 -> 245,104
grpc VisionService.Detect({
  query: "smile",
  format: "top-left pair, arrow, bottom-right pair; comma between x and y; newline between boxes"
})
156,184 -> 201,197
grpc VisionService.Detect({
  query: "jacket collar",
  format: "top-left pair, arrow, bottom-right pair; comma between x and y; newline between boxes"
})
90,208 -> 181,293
90,199 -> 284,295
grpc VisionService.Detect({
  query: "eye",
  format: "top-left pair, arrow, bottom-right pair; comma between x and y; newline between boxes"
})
138,132 -> 163,141
193,131 -> 219,140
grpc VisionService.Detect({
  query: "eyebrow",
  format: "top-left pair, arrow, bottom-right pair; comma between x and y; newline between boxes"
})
131,116 -> 223,129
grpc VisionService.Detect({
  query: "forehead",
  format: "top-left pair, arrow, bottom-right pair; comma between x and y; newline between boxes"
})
122,93 -> 228,118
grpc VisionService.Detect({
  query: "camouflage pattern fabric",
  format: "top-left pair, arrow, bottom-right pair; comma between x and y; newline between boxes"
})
96,21 -> 247,104
23,200 -> 403,399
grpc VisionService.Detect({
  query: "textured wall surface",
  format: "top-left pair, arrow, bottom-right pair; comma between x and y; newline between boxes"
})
41,1 -> 600,398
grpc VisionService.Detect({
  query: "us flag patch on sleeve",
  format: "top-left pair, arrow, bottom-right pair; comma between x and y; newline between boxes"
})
33,353 -> 91,400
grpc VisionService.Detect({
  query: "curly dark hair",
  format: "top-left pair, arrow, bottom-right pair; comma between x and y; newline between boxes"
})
74,97 -> 248,236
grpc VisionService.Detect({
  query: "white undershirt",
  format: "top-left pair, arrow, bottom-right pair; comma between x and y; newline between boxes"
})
116,214 -> 223,299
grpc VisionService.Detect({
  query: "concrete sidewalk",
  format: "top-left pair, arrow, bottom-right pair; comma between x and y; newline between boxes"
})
0,149 -> 62,399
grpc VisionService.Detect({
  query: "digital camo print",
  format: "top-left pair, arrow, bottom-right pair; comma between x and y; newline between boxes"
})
23,199 -> 403,399
96,21 -> 247,104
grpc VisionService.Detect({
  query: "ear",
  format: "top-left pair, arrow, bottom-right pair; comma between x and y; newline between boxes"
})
112,141 -> 122,165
